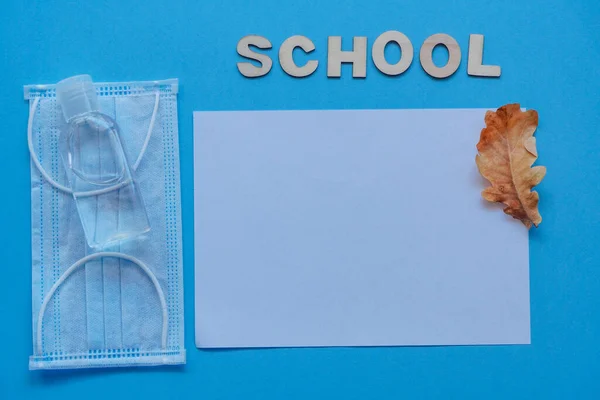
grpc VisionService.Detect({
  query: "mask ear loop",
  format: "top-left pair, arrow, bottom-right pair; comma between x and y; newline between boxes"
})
36,252 -> 169,355
27,97 -> 71,193
132,91 -> 159,171
29,92 -> 169,355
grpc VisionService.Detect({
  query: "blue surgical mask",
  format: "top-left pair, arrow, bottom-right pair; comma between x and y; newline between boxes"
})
25,78 -> 185,369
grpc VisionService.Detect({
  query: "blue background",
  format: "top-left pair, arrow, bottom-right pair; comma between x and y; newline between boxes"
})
1,0 -> 599,398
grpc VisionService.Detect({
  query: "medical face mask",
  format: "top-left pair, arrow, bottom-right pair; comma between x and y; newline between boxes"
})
24,78 -> 185,369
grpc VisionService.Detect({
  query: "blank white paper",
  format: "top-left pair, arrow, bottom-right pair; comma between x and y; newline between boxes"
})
193,109 -> 530,348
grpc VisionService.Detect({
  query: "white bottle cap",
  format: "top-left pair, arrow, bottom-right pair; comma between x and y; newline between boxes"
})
56,75 -> 99,122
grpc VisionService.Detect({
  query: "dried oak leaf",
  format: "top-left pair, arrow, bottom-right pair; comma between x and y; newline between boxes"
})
476,104 -> 546,228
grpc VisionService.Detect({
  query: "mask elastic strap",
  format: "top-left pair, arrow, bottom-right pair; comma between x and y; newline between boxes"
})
36,252 -> 169,355
27,91 -> 160,194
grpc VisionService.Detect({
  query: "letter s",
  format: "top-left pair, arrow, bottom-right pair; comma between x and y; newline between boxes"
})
237,35 -> 273,78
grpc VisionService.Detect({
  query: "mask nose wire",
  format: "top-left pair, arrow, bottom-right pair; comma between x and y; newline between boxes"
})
28,92 -> 169,354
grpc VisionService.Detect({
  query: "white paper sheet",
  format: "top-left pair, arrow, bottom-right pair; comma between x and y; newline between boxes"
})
193,109 -> 530,348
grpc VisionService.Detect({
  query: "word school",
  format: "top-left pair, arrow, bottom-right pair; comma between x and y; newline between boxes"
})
237,32 -> 501,79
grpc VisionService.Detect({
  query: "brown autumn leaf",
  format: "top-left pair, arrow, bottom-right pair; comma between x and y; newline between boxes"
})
475,104 -> 546,228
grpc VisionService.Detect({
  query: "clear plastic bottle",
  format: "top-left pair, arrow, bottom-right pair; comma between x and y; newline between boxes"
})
57,75 -> 150,248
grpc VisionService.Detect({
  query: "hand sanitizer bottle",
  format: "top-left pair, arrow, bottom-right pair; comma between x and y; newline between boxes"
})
56,75 -> 150,248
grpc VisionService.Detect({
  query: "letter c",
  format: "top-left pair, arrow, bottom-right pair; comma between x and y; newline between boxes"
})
279,35 -> 318,78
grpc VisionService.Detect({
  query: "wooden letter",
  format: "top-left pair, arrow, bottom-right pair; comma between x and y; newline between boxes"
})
279,35 -> 319,78
237,35 -> 273,78
327,36 -> 367,78
372,31 -> 414,76
420,33 -> 461,79
467,34 -> 501,77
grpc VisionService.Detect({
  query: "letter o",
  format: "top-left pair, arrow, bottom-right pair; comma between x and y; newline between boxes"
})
419,33 -> 461,79
372,31 -> 414,76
